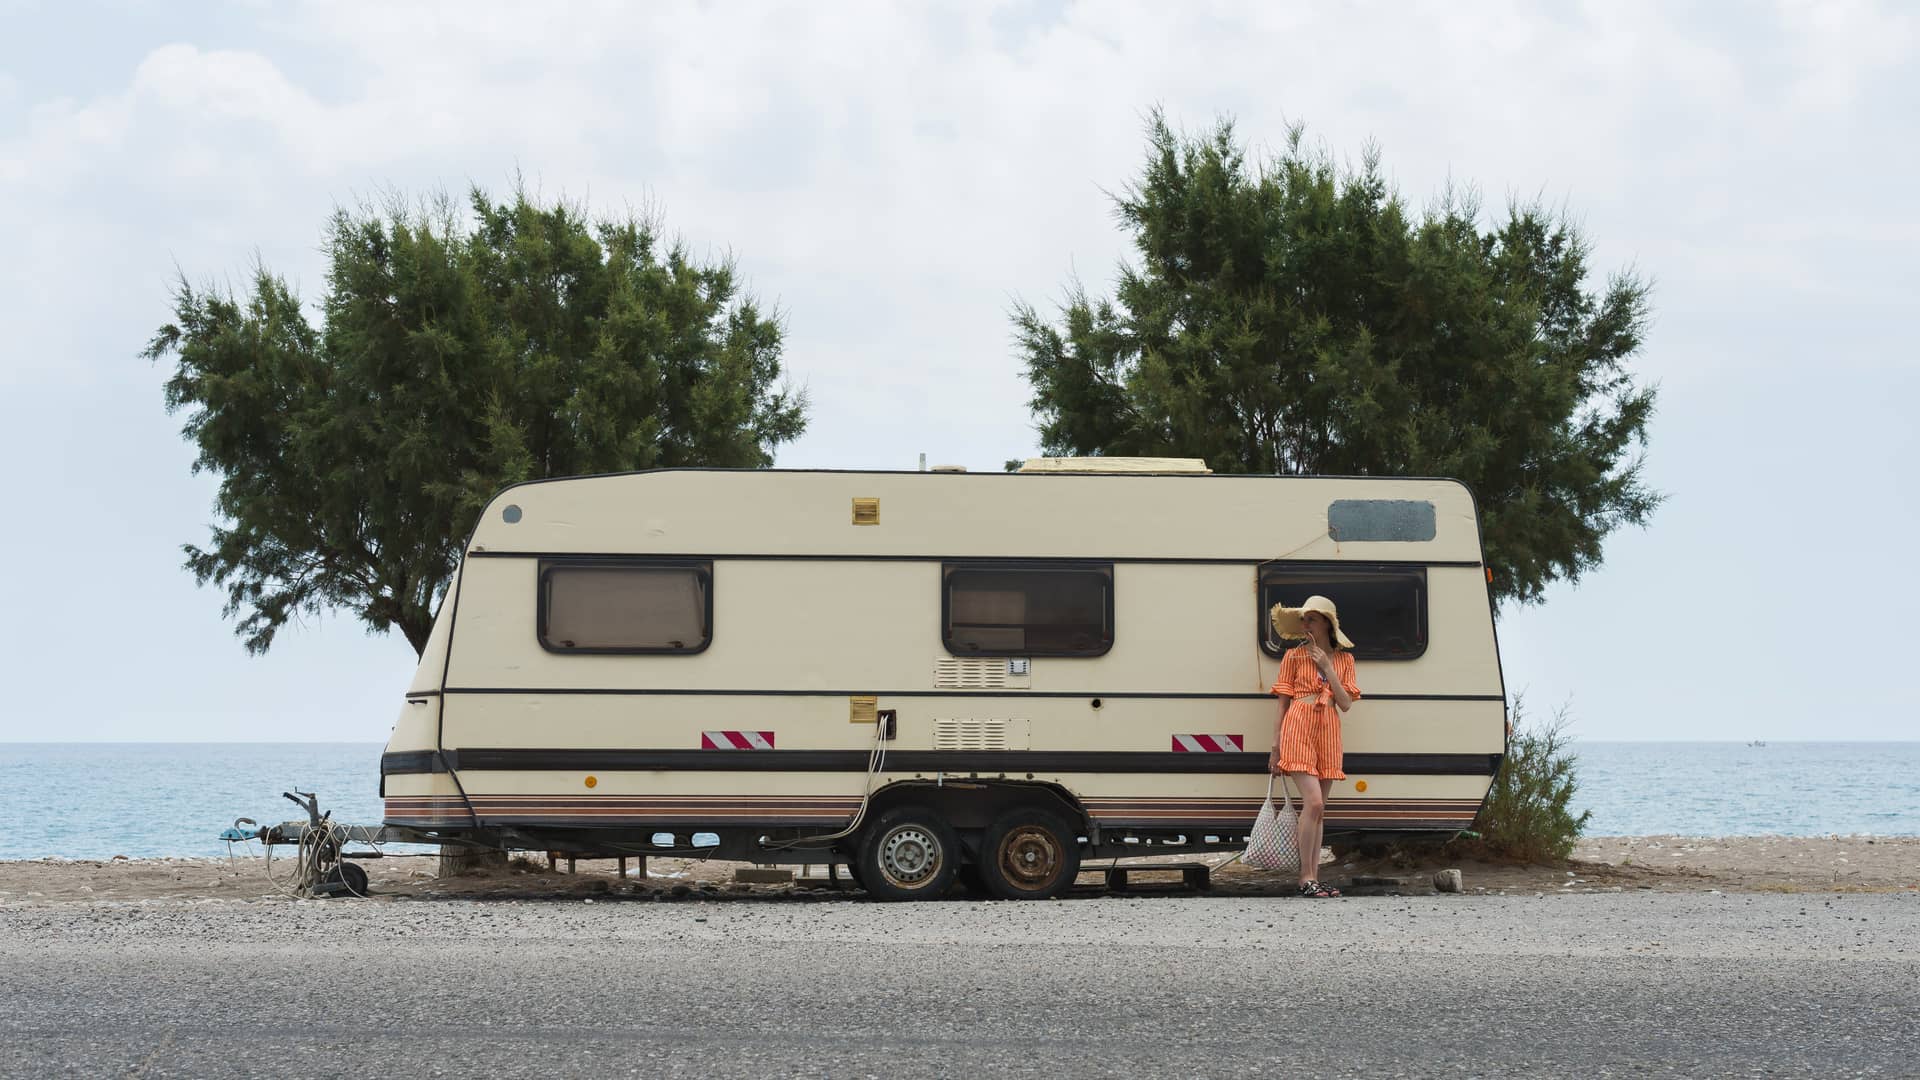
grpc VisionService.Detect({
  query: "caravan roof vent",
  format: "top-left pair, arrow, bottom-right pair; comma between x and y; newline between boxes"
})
930,464 -> 967,473
1017,457 -> 1212,474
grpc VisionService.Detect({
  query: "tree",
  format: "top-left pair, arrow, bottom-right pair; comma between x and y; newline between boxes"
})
147,187 -> 807,657
1013,111 -> 1660,606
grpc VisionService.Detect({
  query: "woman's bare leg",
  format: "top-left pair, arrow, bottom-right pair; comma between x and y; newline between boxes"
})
1311,778 -> 1336,884
1287,771 -> 1323,887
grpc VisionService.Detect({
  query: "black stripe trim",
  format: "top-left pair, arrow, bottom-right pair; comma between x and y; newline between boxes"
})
382,751 -> 445,775
466,550 -> 1483,568
382,748 -> 1500,777
438,686 -> 1505,702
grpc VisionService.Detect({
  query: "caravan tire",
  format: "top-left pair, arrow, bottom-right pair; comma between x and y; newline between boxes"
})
978,809 -> 1081,901
856,808 -> 959,902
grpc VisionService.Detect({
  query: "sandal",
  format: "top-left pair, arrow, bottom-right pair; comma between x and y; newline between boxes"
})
1298,880 -> 1337,898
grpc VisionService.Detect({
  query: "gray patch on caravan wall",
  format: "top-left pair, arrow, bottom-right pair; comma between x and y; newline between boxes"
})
502,504 -> 522,523
1327,499 -> 1436,542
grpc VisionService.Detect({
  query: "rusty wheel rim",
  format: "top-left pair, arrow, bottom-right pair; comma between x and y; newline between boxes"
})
996,825 -> 1063,890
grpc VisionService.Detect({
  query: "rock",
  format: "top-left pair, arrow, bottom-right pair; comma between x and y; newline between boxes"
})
1432,869 -> 1464,893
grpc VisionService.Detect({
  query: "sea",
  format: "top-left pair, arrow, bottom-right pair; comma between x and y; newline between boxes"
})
1,741 -> 1916,860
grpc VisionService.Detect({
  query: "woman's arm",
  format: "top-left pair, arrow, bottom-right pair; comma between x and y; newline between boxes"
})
1306,642 -> 1354,712
1328,654 -> 1360,713
1326,672 -> 1354,713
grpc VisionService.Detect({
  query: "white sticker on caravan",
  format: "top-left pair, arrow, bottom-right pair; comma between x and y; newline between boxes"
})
1006,658 -> 1031,676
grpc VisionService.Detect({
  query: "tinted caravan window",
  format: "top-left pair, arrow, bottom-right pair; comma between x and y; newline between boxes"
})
943,563 -> 1113,657
538,559 -> 712,654
1259,563 -> 1426,661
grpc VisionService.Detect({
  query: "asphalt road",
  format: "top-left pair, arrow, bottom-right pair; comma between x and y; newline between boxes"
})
3,891 -> 1916,1078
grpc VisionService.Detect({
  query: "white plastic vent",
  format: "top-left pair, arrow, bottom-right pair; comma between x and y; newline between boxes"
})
933,718 -> 1010,750
934,657 -> 1031,689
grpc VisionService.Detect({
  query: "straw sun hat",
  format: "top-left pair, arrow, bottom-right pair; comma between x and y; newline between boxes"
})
1269,594 -> 1355,649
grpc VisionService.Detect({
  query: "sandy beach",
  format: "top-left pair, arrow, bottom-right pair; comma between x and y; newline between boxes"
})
1,834 -> 1912,905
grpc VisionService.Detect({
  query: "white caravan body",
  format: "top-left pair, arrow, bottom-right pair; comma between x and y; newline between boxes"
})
381,466 -> 1507,897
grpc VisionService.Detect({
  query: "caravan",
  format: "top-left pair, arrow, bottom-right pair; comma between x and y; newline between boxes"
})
380,460 -> 1506,900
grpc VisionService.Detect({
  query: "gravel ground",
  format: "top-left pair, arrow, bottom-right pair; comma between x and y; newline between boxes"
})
5,833 -> 1914,907
4,890 -> 1916,1078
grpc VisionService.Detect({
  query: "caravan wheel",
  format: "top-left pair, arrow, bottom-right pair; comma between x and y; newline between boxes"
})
856,808 -> 959,902
977,809 -> 1081,900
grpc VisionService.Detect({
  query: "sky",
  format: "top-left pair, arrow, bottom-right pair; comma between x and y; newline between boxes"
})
1,1 -> 1915,744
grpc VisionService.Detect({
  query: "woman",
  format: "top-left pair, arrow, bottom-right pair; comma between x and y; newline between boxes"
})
1268,595 -> 1362,898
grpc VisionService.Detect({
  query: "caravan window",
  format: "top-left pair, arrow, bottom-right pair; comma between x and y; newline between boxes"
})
538,559 -> 712,654
943,563 -> 1113,657
1259,563 -> 1426,661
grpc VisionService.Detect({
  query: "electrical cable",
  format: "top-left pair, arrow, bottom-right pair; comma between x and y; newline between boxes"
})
758,710 -> 890,851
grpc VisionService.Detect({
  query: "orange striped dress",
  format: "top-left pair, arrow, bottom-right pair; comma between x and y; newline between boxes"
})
1270,646 -> 1362,779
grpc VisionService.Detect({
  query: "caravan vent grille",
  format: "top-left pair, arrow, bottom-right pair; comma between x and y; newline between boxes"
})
934,657 -> 1008,689
933,719 -> 1010,751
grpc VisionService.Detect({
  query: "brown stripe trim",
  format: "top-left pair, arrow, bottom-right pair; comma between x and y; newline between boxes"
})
1087,808 -> 1477,818
464,791 -> 864,799
1082,795 -> 1482,803
1092,814 -> 1475,826
466,806 -> 860,815
453,807 -> 852,814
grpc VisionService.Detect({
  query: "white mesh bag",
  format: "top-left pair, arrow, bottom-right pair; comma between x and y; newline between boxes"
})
1243,774 -> 1300,873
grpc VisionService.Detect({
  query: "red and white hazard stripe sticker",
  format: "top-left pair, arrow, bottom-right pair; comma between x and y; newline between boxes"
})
1171,734 -> 1244,753
701,731 -> 775,750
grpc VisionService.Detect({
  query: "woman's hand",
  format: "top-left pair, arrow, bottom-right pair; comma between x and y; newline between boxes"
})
1268,750 -> 1283,775
1306,640 -> 1334,679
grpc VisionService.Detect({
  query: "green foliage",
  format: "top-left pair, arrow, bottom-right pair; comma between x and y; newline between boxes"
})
1458,699 -> 1593,862
1014,109 -> 1662,606
146,187 -> 807,656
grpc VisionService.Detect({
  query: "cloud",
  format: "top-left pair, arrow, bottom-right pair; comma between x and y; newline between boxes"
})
4,2 -> 1913,416
1,1 -> 1916,741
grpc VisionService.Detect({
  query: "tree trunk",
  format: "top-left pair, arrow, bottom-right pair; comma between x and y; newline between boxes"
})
401,610 -> 432,657
438,846 -> 510,876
